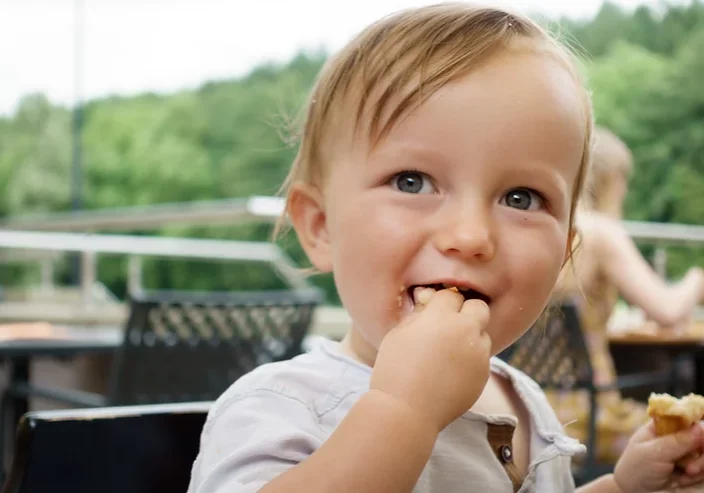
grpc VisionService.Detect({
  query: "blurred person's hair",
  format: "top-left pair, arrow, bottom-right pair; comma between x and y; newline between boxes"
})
584,126 -> 633,217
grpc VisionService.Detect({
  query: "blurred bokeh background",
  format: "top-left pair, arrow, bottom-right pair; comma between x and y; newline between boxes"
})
1,0 -> 703,303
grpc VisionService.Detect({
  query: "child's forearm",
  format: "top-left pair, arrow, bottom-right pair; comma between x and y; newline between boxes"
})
259,389 -> 439,493
576,474 -> 623,493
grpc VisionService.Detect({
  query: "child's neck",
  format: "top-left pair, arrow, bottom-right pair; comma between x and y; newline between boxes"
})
471,373 -> 506,415
340,329 -> 378,367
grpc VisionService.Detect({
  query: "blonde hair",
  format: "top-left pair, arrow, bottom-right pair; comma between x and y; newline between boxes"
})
275,3 -> 594,238
584,126 -> 633,216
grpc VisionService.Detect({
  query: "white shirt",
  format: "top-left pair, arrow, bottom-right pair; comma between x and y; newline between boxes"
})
188,339 -> 585,493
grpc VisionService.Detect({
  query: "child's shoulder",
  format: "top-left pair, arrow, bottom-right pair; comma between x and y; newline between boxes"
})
210,338 -> 370,420
490,356 -> 543,395
491,358 -> 586,453
190,340 -> 368,491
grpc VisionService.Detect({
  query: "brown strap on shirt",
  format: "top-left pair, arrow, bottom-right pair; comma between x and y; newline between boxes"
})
487,423 -> 524,492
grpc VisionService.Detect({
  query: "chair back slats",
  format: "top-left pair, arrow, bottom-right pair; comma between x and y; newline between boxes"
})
500,300 -> 594,390
108,289 -> 323,405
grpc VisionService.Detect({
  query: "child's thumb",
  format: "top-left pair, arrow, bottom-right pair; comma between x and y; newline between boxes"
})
658,425 -> 704,460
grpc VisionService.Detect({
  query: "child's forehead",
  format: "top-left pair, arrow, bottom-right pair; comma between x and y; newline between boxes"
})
325,59 -> 586,201
344,50 -> 585,155
337,42 -> 583,151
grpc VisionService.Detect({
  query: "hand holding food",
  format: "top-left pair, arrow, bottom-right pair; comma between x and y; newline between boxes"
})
371,287 -> 492,432
648,392 -> 704,467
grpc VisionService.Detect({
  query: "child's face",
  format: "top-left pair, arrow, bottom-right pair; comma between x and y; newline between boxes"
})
293,50 -> 586,363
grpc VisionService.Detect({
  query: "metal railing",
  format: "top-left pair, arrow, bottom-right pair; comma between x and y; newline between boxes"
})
0,196 -> 284,232
622,221 -> 704,276
624,220 -> 704,245
0,230 -> 310,306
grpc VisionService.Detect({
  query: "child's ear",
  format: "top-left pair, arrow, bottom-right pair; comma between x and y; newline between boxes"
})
287,183 -> 333,273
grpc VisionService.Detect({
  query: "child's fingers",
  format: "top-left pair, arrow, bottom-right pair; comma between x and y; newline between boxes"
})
424,288 -> 464,314
631,419 -> 680,445
677,423 -> 704,477
630,420 -> 657,442
668,470 -> 704,489
459,299 -> 490,327
682,424 -> 704,476
649,425 -> 704,462
683,452 -> 704,476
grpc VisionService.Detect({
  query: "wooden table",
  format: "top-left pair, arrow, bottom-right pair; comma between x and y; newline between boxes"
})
609,321 -> 704,396
609,322 -> 704,346
0,323 -> 121,356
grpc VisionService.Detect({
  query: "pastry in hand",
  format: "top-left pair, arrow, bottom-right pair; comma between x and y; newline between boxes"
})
647,392 -> 704,468
648,392 -> 704,435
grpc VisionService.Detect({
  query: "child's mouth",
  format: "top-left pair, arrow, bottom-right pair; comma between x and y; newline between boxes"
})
408,283 -> 492,310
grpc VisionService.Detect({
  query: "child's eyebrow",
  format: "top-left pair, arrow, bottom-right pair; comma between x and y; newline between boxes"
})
513,165 -> 569,197
370,143 -> 451,168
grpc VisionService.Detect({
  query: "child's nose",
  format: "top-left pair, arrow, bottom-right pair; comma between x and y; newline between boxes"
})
432,203 -> 496,262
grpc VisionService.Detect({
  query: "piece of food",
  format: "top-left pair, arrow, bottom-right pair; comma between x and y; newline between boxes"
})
413,286 -> 459,312
648,393 -> 704,434
647,392 -> 704,468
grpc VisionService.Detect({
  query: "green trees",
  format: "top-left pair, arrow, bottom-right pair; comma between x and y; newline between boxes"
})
2,94 -> 72,216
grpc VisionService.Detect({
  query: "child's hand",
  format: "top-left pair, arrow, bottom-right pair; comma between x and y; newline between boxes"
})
613,420 -> 704,493
370,288 -> 492,432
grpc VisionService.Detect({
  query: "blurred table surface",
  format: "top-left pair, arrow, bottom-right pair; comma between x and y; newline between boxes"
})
609,321 -> 704,346
0,322 -> 121,357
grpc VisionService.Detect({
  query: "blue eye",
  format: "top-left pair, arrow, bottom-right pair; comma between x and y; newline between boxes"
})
501,189 -> 544,211
391,171 -> 435,194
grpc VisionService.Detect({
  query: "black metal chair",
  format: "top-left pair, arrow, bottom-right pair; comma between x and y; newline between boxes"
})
498,299 -> 678,485
5,288 -> 322,407
0,288 -> 322,476
1,402 -> 210,493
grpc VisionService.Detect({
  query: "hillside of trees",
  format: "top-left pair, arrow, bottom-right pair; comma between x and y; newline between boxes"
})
1,1 -> 703,302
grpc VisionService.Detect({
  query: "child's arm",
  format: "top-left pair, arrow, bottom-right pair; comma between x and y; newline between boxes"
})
575,474 -> 623,493
260,390 -> 438,493
591,215 -> 704,327
575,422 -> 704,493
261,290 -> 492,493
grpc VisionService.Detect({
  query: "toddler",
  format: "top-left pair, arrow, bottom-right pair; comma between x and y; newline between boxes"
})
188,4 -> 704,492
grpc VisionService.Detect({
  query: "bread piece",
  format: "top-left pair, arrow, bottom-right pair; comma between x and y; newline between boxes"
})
648,393 -> 704,434
647,392 -> 704,468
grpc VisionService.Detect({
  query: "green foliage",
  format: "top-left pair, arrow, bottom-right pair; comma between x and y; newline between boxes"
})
584,25 -> 704,236
2,94 -> 72,215
560,0 -> 704,57
1,6 -> 704,301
